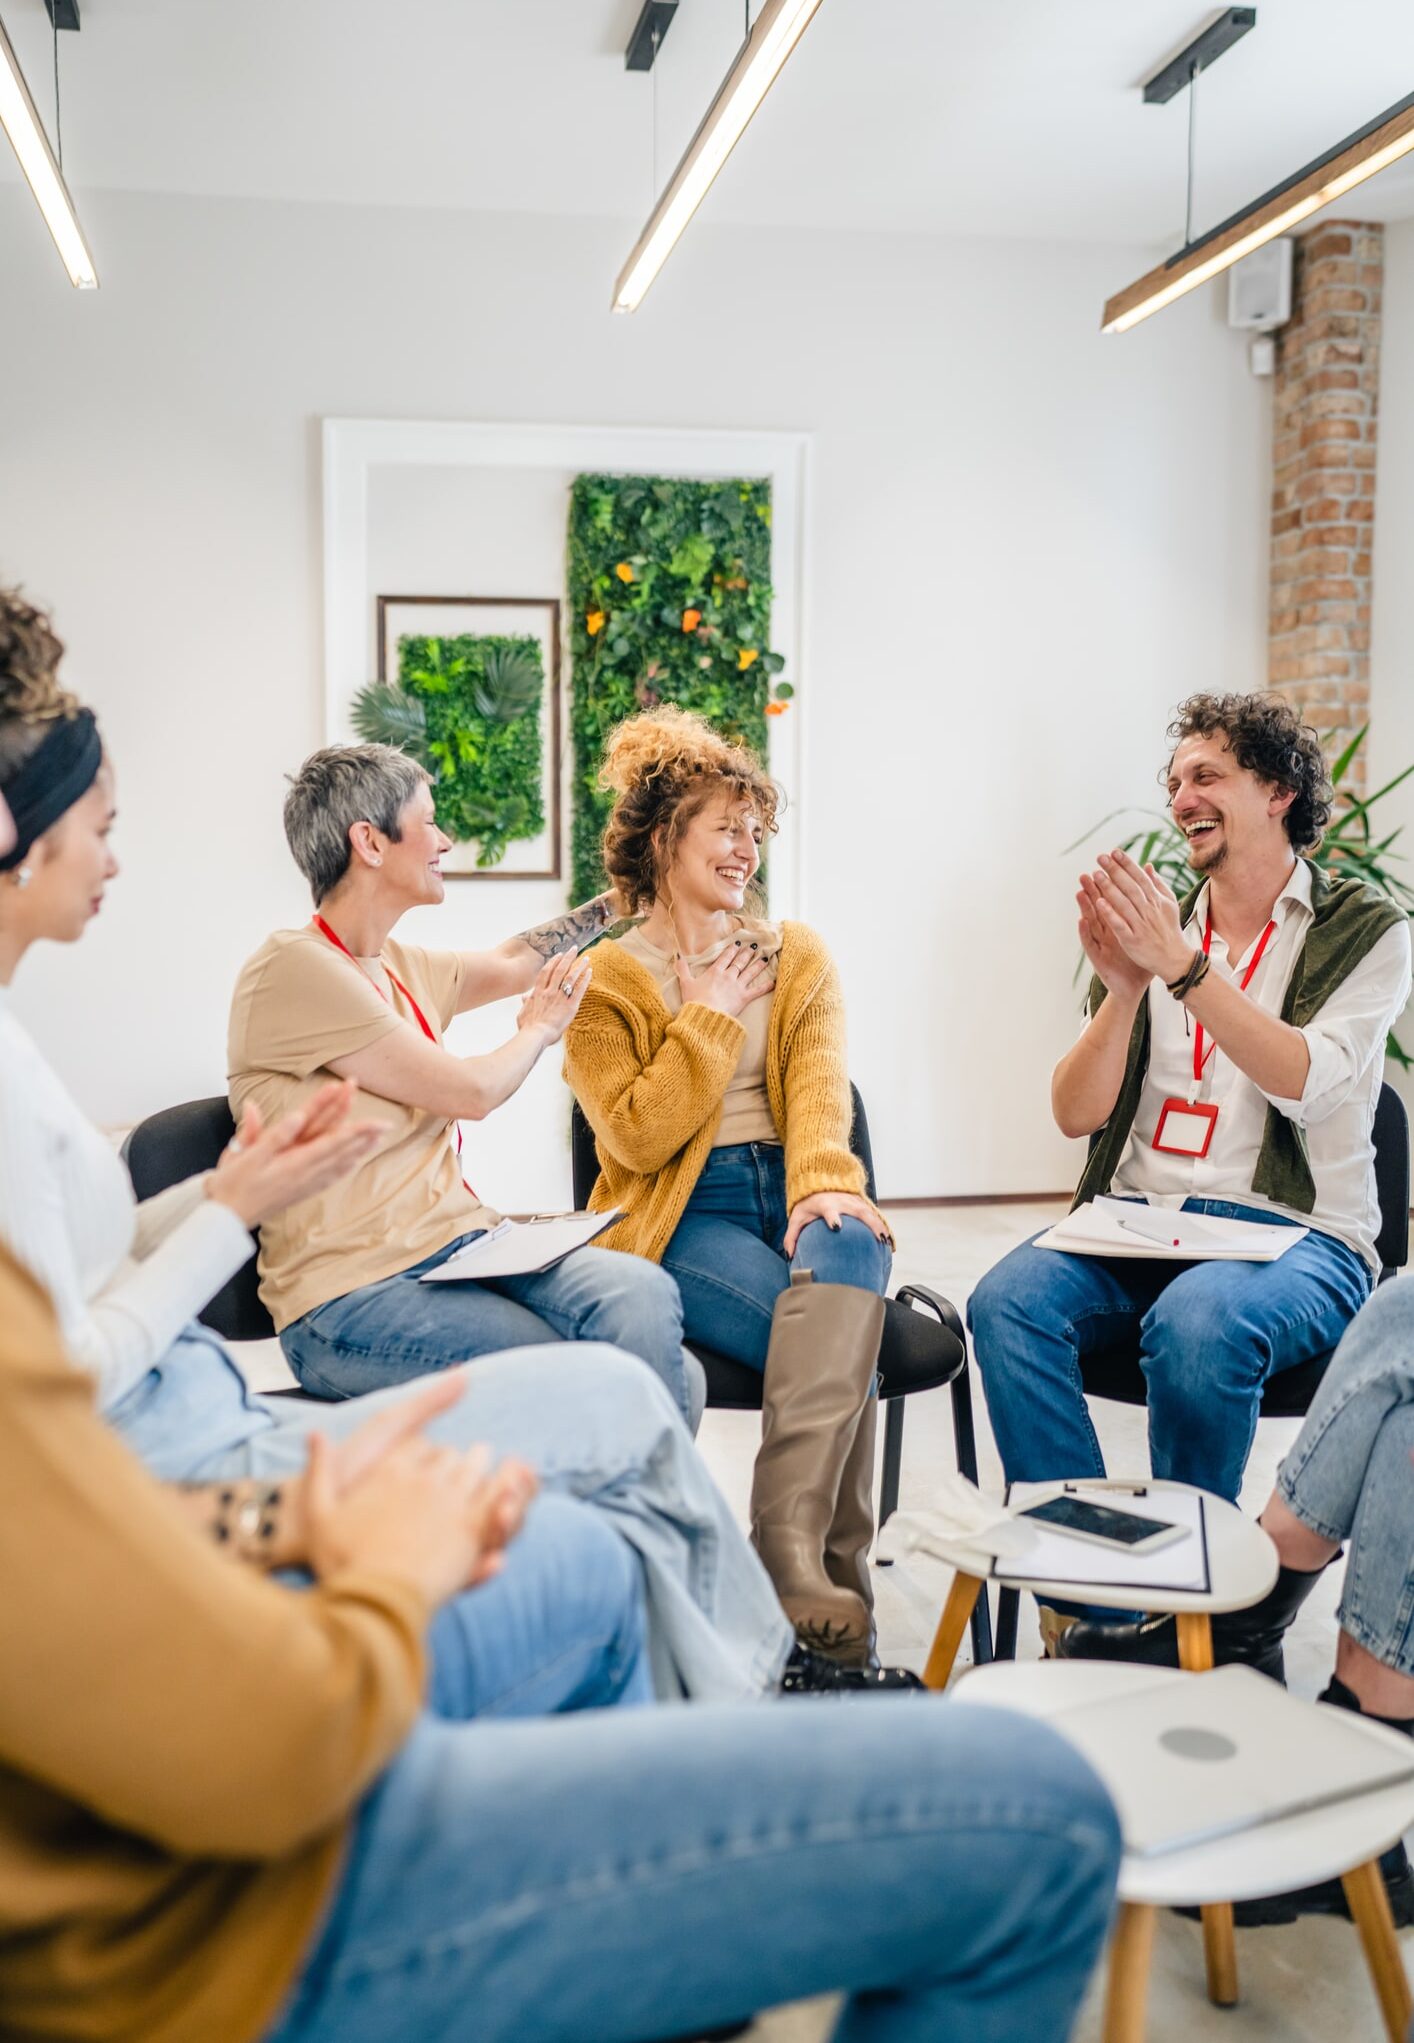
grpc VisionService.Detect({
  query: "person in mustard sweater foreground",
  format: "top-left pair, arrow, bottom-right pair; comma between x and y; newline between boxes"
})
0,1239 -> 1122,2043
565,709 -> 893,1668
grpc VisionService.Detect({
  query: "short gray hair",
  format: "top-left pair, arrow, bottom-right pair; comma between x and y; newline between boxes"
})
283,743 -> 432,903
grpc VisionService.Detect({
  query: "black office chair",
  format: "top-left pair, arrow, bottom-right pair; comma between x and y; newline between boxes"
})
123,1096 -> 277,1345
570,1084 -> 994,1665
991,1081 -> 1411,1660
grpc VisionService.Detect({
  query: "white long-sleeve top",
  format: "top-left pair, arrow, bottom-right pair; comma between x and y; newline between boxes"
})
0,991 -> 254,1410
1113,859 -> 1413,1270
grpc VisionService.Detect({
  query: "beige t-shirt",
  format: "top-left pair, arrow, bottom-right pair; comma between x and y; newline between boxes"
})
228,926 -> 498,1331
617,920 -> 782,1149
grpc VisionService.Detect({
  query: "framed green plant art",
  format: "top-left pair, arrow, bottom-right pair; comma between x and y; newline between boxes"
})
351,596 -> 562,878
567,474 -> 792,903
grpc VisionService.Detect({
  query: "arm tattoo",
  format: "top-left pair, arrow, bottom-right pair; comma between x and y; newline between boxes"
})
518,893 -> 618,962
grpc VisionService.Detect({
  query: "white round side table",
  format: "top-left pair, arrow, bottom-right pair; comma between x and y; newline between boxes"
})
953,1659 -> 1414,2043
915,1479 -> 1277,2007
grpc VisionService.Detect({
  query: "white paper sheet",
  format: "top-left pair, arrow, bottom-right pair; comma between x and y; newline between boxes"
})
996,1482 -> 1211,1594
1036,1196 -> 1307,1263
420,1211 -> 622,1282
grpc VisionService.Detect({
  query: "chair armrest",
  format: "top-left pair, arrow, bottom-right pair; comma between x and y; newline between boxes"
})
894,1282 -> 965,1347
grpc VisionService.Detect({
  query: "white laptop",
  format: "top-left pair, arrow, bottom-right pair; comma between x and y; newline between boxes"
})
1051,1665 -> 1414,1858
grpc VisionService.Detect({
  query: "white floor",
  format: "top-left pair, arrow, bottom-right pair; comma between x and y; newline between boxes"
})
238,1200 -> 1414,2040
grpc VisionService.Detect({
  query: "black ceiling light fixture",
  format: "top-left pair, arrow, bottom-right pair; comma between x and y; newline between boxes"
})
1103,8 -> 1414,332
613,0 -> 827,311
0,0 -> 97,286
625,2 -> 678,72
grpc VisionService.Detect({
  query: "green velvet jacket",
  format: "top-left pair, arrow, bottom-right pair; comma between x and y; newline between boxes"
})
1074,859 -> 1402,1216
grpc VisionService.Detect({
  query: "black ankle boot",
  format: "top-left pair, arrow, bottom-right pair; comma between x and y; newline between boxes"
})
1177,1676 -> 1414,1929
778,1644 -> 924,1695
1057,1560 -> 1332,1681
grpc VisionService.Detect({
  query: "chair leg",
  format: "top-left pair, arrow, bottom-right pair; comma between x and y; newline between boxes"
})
923,1571 -> 983,1690
1342,1857 -> 1414,2041
948,1356 -> 981,1485
995,1586 -> 1020,1662
1173,1612 -> 1238,2004
875,1397 -> 904,1563
1102,1902 -> 1156,2043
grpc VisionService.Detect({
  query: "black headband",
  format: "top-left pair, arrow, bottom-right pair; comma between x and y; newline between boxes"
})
0,708 -> 103,871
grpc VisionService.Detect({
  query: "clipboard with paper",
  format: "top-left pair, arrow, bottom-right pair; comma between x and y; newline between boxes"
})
420,1210 -> 623,1282
1036,1196 -> 1307,1263
996,1481 -> 1212,1596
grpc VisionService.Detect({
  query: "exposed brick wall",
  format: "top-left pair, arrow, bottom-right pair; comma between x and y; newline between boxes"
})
1269,220 -> 1382,792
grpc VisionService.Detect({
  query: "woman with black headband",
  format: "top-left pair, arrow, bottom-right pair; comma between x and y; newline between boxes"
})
0,584 -> 803,1706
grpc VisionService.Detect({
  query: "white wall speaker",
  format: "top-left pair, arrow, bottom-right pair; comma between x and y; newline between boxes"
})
1228,238 -> 1294,330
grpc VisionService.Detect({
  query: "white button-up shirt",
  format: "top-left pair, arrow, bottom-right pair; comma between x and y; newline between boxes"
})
1112,860 -> 1412,1270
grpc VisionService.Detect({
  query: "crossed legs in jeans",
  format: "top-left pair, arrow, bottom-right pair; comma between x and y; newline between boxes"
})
198,1344 -> 795,1703
265,1698 -> 1121,2043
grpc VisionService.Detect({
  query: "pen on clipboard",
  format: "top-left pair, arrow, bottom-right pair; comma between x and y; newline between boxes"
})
1114,1212 -> 1182,1249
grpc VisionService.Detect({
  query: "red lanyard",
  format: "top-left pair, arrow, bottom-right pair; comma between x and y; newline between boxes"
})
1193,911 -> 1278,1084
311,916 -> 474,1189
313,915 -> 441,1043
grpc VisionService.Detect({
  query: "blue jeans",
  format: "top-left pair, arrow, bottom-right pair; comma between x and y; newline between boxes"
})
281,1236 -> 696,1428
123,1336 -> 793,1702
265,1700 -> 1119,2043
419,1491 -> 655,1720
1277,1277 -> 1414,1676
661,1144 -> 892,1370
969,1200 -> 1373,1503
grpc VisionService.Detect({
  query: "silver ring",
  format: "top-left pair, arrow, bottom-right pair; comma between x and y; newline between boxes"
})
560,980 -> 574,996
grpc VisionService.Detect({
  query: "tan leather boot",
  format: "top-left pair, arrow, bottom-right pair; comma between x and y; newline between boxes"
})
750,1270 -> 884,1667
825,1389 -> 878,1617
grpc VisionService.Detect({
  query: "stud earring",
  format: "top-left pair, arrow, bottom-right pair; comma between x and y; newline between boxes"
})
10,865 -> 31,889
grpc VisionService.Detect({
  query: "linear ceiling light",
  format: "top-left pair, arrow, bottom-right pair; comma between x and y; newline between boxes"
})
613,0 -> 824,313
0,10 -> 97,288
1103,88 -> 1414,333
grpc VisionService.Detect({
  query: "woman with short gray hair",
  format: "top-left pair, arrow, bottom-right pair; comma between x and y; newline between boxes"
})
229,743 -> 698,1424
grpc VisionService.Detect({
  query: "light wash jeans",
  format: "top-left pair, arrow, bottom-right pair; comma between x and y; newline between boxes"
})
969,1199 -> 1372,1503
107,1328 -> 793,1702
281,1234 -> 698,1428
1276,1276 -> 1414,1676
265,1699 -> 1120,2043
661,1143 -> 893,1371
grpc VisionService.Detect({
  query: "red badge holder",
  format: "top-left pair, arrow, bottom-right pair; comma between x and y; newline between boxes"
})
1152,1098 -> 1219,1158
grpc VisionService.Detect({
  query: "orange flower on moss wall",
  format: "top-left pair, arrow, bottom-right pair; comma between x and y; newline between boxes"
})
737,647 -> 759,670
765,700 -> 789,717
615,562 -> 635,583
586,610 -> 605,636
681,608 -> 702,633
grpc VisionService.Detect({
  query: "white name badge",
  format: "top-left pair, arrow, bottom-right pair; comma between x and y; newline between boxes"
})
1153,1098 -> 1219,1158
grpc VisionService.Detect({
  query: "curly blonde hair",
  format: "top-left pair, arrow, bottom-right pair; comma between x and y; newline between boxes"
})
0,587 -> 79,781
599,706 -> 781,916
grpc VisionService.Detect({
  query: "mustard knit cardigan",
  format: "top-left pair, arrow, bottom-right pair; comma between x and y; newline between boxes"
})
563,921 -> 889,1265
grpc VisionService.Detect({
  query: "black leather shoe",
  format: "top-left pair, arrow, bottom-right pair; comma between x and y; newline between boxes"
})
779,1645 -> 925,1695
1057,1560 -> 1333,1682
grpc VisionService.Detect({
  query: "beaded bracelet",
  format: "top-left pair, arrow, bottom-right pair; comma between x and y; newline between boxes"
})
212,1483 -> 283,1556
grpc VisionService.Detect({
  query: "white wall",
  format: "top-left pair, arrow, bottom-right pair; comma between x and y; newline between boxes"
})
0,187 -> 1270,1197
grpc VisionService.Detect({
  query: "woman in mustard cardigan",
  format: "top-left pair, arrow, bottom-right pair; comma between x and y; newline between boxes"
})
565,709 -> 892,1665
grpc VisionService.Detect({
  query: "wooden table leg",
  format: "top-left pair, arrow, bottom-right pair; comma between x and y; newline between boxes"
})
1173,1612 -> 1239,2004
1175,1611 -> 1214,1672
923,1572 -> 983,1690
1342,1857 -> 1414,2041
1103,1902 -> 1156,2043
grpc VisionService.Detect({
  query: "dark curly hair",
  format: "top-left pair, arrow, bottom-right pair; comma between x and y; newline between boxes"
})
1166,692 -> 1333,853
0,586 -> 78,783
599,706 -> 781,916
